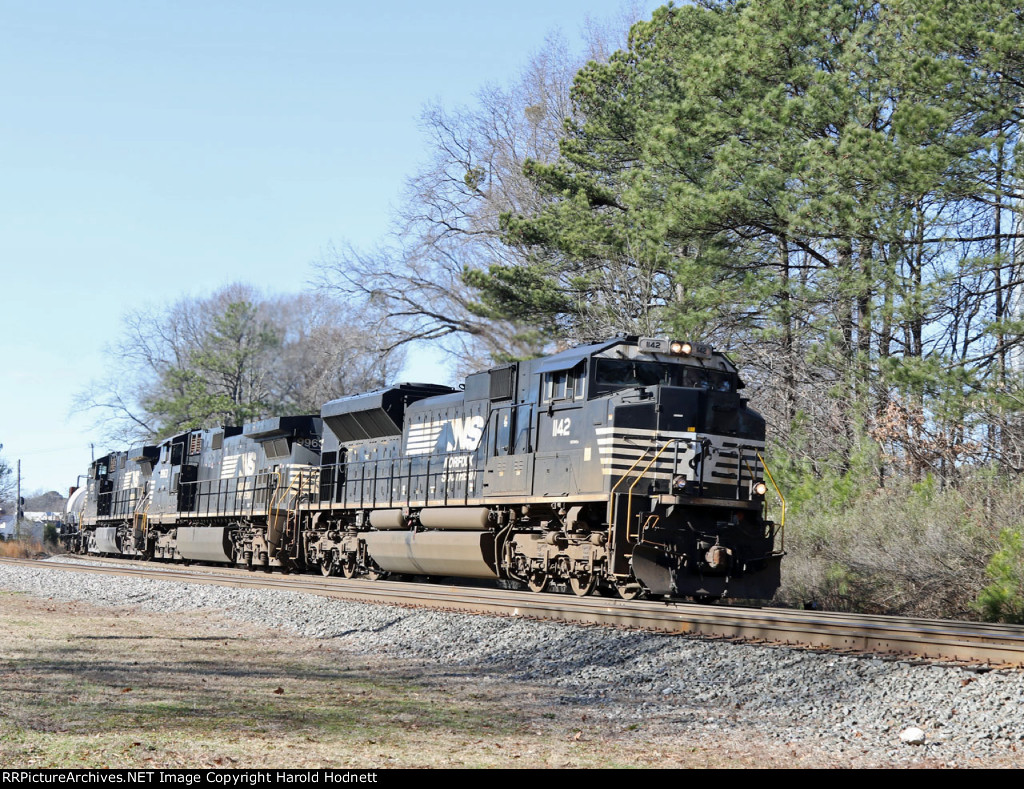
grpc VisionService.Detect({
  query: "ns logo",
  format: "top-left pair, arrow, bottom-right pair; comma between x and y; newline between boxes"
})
440,415 -> 486,453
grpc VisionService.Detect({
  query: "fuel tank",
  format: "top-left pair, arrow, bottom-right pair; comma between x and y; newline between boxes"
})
364,530 -> 497,578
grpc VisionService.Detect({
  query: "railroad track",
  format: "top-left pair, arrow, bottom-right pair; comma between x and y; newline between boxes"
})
4,555 -> 1024,668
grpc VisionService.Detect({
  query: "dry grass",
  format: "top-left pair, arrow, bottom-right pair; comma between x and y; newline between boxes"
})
7,586 -> 993,768
0,539 -> 45,559
0,590 -> 802,769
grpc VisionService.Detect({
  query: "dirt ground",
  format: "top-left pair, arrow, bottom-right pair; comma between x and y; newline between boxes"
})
0,588 -> 958,769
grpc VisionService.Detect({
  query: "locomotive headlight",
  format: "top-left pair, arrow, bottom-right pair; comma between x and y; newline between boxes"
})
670,340 -> 692,356
753,481 -> 768,496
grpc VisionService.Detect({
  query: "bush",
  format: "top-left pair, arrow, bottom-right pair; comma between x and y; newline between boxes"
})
773,469 -> 1013,619
973,528 -> 1024,623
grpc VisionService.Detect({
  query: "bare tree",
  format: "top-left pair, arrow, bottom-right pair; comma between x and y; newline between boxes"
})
263,291 -> 405,411
318,14 -> 643,367
0,448 -> 14,504
76,285 -> 403,442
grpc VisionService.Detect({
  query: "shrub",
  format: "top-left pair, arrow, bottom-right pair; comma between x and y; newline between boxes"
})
774,469 -> 1011,618
973,528 -> 1024,624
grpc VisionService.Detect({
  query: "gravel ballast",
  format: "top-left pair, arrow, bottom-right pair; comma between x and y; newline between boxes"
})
2,558 -> 1023,768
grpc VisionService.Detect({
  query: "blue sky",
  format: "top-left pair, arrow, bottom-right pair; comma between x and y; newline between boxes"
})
0,1 -> 659,494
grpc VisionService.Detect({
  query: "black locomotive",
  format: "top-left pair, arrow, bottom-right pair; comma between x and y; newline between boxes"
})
63,337 -> 784,600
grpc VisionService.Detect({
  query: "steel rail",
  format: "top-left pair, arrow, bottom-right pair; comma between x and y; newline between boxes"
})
4,556 -> 1024,667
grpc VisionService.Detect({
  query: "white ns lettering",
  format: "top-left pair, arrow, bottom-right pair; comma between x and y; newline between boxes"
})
447,415 -> 486,451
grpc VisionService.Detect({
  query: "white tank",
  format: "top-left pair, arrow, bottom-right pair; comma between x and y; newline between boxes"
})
64,486 -> 87,525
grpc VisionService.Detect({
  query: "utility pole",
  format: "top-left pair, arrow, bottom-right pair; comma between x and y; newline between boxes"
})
15,459 -> 21,540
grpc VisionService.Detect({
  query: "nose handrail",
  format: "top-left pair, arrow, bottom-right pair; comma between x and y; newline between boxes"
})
756,452 -> 785,550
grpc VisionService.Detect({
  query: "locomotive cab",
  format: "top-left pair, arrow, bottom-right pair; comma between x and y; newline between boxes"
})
591,341 -> 780,599
79,444 -> 159,556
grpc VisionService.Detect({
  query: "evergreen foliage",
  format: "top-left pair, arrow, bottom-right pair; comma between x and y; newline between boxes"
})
974,528 -> 1024,623
145,300 -> 281,431
448,0 -> 1024,615
486,0 -> 1024,486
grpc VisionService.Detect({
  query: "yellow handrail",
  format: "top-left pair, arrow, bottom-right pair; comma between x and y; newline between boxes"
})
293,467 -> 316,518
625,439 -> 676,542
756,452 -> 786,550
269,468 -> 284,511
603,442 -> 660,575
136,492 -> 152,547
610,446 -> 655,496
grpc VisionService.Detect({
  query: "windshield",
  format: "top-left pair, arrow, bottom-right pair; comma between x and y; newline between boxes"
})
593,359 -> 735,396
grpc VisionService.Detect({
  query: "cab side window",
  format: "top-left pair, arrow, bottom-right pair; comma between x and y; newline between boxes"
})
545,370 -> 568,401
542,363 -> 586,403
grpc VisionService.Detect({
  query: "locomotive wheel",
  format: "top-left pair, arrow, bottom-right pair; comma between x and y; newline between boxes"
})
320,557 -> 335,577
527,572 -> 549,593
569,573 -> 596,597
365,560 -> 387,581
340,555 -> 357,579
616,582 -> 642,600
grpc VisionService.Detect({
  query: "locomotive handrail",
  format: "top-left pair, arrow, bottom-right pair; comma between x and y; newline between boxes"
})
135,491 -> 152,548
736,445 -> 762,498
176,472 -> 278,522
639,514 -> 661,544
609,446 -> 655,496
756,452 -> 785,551
285,467 -> 316,562
95,485 -> 146,521
269,469 -> 285,511
318,447 -> 483,514
267,466 -> 322,561
625,439 -> 677,541
606,442 -> 657,569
